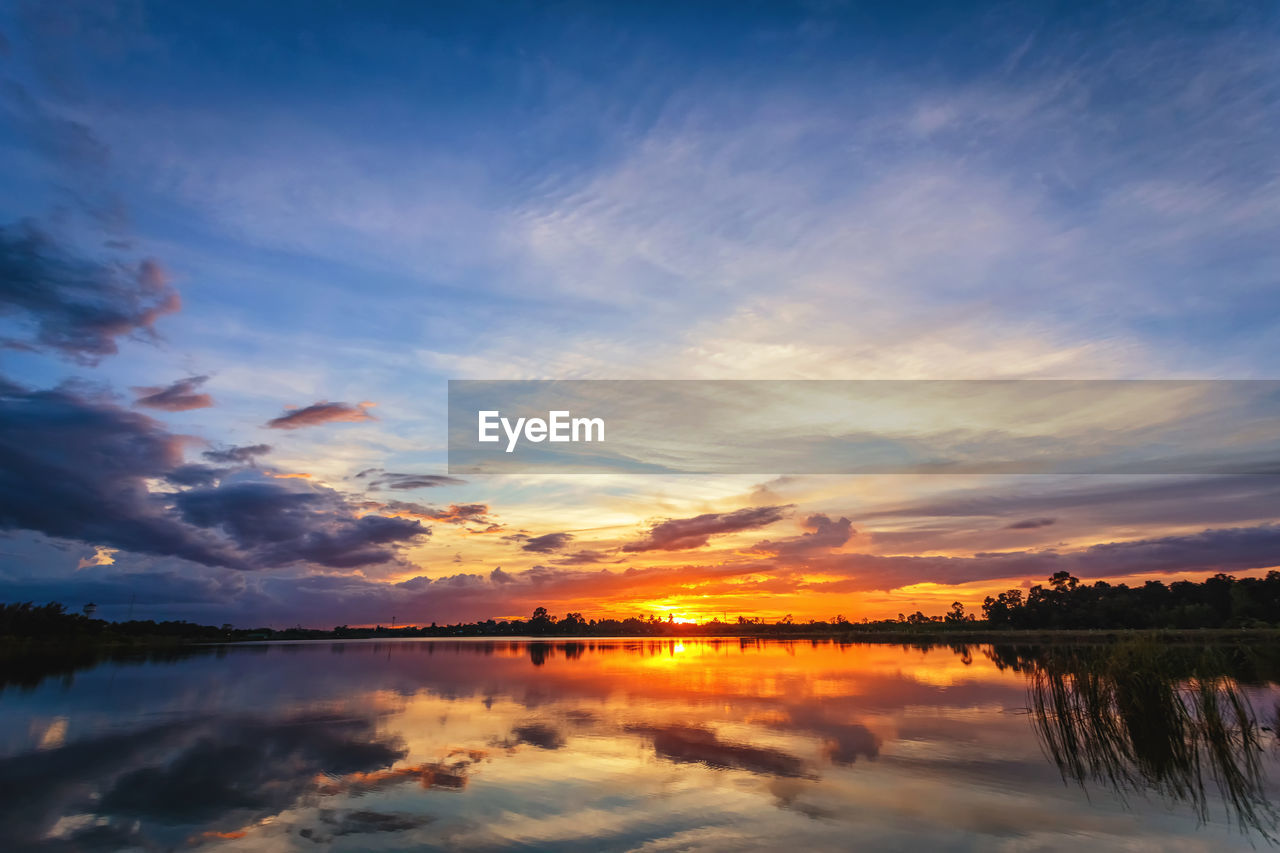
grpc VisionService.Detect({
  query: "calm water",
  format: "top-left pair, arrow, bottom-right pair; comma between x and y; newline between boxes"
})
2,638 -> 1279,851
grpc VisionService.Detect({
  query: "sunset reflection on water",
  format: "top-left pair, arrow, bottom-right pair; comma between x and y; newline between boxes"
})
2,638 -> 1278,851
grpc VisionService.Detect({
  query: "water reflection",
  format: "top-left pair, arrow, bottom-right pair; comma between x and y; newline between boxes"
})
0,638 -> 1277,851
995,641 -> 1280,839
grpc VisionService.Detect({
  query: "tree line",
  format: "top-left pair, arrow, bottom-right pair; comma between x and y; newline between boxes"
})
5,572 -> 1280,643
979,570 -> 1280,629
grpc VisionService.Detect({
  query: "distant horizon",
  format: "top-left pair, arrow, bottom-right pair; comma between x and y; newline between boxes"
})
11,567 -> 1277,634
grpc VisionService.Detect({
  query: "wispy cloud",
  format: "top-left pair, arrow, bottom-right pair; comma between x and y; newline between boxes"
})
267,401 -> 376,430
622,506 -> 791,553
133,375 -> 214,411
354,468 -> 465,490
521,532 -> 575,553
203,444 -> 272,465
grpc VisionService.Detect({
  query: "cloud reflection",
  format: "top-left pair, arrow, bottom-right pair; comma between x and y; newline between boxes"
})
0,639 -> 1277,851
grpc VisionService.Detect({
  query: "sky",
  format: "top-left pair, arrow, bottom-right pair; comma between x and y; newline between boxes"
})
1,0 -> 1279,628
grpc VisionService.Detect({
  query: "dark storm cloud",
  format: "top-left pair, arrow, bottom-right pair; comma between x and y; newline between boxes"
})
0,378 -> 243,567
0,568 -> 247,609
266,401 -> 375,429
522,532 -> 574,553
753,513 -> 853,556
203,444 -> 272,465
622,505 -> 791,552
1078,524 -> 1280,575
0,221 -> 180,363
0,379 -> 426,571
163,463 -> 226,486
354,467 -> 466,490
132,375 -> 214,411
1006,517 -> 1056,529
174,482 -> 428,570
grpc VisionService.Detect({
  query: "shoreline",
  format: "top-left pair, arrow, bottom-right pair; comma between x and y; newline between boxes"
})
8,626 -> 1280,651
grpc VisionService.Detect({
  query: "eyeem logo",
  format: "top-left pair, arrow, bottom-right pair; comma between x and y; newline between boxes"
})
478,410 -> 605,452
451,379 -> 1280,475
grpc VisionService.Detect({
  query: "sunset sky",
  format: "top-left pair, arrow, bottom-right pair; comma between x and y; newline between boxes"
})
2,0 -> 1279,627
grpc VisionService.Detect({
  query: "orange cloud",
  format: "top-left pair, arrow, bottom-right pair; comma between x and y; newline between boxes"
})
266,401 -> 376,429
314,759 -> 474,795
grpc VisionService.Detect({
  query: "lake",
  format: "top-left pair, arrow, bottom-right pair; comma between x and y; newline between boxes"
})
2,638 -> 1278,851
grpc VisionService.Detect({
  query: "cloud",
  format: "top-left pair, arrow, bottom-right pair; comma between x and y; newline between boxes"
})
76,545 -> 118,569
860,476 -> 1280,532
0,221 -> 180,363
305,810 -> 434,842
0,662 -> 425,847
776,708 -> 880,766
203,444 -> 272,465
796,523 -> 1280,593
175,482 -> 429,570
0,377 -> 426,571
0,567 -> 249,610
379,500 -> 494,527
552,549 -> 619,565
629,724 -> 810,779
522,532 -> 574,553
0,77 -> 127,231
164,463 -> 226,486
753,514 -> 853,556
97,713 -> 406,827
266,401 -> 375,429
1006,517 -> 1056,530
313,760 -> 471,796
0,376 -> 240,568
622,505 -> 791,552
509,723 -> 565,750
354,468 -> 466,490
13,513 -> 1279,627
132,375 -> 214,411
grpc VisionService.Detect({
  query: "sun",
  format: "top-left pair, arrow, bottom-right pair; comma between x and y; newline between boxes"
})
640,601 -> 703,624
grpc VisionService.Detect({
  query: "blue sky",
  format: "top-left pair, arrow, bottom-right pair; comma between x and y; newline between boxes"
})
1,0 -> 1279,626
